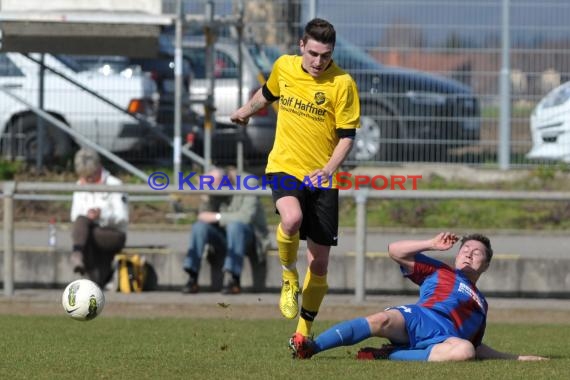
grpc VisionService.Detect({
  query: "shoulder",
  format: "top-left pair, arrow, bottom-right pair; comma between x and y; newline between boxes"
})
105,175 -> 123,186
276,54 -> 298,65
414,254 -> 454,275
329,62 -> 355,81
273,54 -> 302,73
322,64 -> 357,94
415,253 -> 446,268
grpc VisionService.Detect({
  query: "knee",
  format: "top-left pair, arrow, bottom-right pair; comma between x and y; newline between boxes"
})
226,221 -> 248,235
279,212 -> 302,234
73,215 -> 90,229
452,341 -> 476,361
366,312 -> 390,336
75,215 -> 90,223
428,337 -> 476,362
226,222 -> 252,243
191,221 -> 210,236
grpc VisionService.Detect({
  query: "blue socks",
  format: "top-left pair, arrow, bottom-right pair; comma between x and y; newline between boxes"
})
314,317 -> 372,353
311,316 -> 433,361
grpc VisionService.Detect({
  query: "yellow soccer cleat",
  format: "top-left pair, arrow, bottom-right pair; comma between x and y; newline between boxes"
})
279,280 -> 300,319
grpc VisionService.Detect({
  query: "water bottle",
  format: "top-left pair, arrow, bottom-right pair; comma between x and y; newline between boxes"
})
48,217 -> 57,249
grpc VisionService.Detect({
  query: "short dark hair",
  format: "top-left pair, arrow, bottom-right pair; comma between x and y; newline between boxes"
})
302,18 -> 336,47
460,234 -> 493,262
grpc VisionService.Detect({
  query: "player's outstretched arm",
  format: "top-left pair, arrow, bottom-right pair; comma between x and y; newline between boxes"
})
230,88 -> 271,126
476,343 -> 549,361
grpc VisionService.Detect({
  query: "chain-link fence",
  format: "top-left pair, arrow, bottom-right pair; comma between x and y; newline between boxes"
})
3,0 -> 570,170
164,0 -> 570,169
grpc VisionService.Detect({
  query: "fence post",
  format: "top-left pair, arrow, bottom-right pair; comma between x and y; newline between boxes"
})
498,0 -> 511,170
3,181 -> 16,297
354,189 -> 368,303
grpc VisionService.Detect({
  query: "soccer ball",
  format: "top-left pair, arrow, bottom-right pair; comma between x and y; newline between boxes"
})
61,279 -> 105,321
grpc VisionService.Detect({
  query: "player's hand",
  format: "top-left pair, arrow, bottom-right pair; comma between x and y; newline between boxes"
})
87,208 -> 101,221
197,211 -> 219,224
308,168 -> 331,188
431,232 -> 459,251
230,111 -> 249,126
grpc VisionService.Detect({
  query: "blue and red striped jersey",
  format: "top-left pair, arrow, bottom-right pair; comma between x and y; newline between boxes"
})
403,253 -> 488,346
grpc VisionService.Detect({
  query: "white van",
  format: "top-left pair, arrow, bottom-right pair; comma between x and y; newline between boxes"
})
0,53 -> 157,164
527,81 -> 570,162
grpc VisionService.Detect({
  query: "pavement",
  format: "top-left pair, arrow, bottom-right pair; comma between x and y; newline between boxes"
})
3,164 -> 570,313
4,222 -> 570,260
2,223 -> 570,321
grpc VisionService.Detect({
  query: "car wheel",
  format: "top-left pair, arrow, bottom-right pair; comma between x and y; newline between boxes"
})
350,106 -> 399,163
351,115 -> 381,161
17,116 -> 74,166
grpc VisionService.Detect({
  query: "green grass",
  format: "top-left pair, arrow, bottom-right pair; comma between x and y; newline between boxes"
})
481,104 -> 535,119
0,315 -> 567,379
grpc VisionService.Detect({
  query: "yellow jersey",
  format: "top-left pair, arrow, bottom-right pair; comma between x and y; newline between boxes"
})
265,55 -> 360,186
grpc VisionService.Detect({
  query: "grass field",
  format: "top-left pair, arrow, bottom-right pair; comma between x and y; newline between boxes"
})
0,315 -> 567,380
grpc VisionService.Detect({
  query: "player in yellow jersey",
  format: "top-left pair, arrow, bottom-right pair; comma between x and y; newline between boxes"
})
231,18 -> 360,342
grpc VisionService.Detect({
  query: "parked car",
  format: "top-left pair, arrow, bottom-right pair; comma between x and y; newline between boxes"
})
0,52 -> 157,165
526,81 -> 570,162
184,34 -> 480,165
182,36 -> 278,166
324,38 -> 481,163
68,33 -> 193,127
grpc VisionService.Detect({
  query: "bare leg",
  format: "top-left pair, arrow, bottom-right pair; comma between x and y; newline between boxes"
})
366,309 -> 409,345
428,337 -> 476,362
305,238 -> 330,275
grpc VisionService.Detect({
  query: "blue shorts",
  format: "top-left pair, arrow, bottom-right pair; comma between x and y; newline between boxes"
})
389,304 -> 456,350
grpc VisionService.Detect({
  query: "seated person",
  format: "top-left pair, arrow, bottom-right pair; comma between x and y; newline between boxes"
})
289,232 -> 548,362
182,167 -> 270,295
70,148 -> 128,288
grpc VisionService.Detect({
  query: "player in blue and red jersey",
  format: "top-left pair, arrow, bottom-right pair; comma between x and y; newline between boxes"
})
289,232 -> 548,361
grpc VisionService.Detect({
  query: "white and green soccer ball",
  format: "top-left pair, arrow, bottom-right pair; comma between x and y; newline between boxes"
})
61,279 -> 105,321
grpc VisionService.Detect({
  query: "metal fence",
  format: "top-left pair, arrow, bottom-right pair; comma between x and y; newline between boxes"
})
164,0 -> 570,169
2,0 -> 570,170
5,180 -> 570,298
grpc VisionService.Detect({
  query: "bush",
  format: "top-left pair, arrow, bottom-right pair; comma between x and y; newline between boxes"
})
0,160 -> 22,180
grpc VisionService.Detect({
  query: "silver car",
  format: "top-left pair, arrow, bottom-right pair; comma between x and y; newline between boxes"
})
0,53 -> 157,165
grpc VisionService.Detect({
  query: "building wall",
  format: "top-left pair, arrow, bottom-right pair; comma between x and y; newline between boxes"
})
1,0 -> 162,14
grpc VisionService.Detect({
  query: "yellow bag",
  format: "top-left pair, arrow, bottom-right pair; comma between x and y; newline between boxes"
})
114,254 -> 148,293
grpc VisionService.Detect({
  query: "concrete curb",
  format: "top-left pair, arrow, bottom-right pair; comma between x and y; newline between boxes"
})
3,246 -> 570,297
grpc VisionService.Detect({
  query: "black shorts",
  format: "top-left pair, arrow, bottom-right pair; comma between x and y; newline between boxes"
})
266,172 -> 339,246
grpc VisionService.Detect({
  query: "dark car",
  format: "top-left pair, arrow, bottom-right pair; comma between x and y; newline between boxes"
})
129,33 -> 193,127
249,37 -> 480,164
191,36 -> 480,165
329,38 -> 481,163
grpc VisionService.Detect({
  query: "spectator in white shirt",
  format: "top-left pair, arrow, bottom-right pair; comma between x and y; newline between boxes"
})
70,148 -> 128,287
